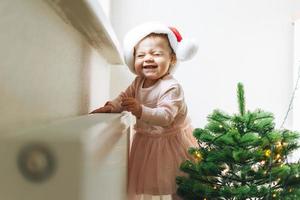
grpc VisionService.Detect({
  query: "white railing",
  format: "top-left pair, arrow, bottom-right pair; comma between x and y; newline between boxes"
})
0,112 -> 134,200
45,0 -> 124,65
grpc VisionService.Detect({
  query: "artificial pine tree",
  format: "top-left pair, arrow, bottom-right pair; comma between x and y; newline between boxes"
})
176,83 -> 300,200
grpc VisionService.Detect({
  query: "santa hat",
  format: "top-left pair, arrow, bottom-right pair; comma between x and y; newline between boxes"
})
123,22 -> 198,74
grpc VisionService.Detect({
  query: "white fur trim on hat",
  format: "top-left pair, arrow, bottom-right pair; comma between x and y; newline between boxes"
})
123,22 -> 198,74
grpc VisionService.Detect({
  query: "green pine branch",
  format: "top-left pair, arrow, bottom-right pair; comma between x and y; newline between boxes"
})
177,83 -> 300,200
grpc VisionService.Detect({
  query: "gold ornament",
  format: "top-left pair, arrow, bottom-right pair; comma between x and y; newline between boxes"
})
264,149 -> 272,157
275,141 -> 283,152
193,151 -> 202,162
275,154 -> 281,160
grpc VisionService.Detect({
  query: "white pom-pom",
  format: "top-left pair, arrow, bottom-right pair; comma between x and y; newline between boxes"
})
176,39 -> 198,61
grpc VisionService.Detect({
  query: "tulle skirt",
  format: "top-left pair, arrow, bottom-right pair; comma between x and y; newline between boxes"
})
128,124 -> 197,200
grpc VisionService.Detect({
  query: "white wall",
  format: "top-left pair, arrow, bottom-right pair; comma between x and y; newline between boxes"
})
0,0 -> 111,134
110,0 -> 295,129
291,1 -> 300,162
98,0 -> 110,18
293,20 -> 300,132
292,1 -> 300,132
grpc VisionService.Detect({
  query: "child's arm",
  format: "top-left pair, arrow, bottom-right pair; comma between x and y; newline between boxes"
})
120,85 -> 183,126
139,84 -> 184,126
90,96 -> 124,114
90,78 -> 138,114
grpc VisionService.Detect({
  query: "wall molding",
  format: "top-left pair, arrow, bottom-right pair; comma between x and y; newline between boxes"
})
46,0 -> 123,64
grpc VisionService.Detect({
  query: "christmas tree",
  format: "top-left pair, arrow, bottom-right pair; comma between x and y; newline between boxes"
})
176,83 -> 300,200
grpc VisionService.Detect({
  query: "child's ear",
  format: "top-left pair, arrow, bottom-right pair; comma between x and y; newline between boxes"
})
171,54 -> 177,66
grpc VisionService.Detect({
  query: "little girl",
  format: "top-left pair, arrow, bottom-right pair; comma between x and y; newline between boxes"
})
91,22 -> 198,200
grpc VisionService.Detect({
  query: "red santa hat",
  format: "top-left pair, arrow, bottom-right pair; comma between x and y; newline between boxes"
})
123,22 -> 198,74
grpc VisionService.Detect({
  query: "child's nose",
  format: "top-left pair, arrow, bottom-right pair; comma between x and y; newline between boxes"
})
144,54 -> 154,62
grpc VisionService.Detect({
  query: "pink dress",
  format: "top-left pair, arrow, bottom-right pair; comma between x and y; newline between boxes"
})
108,74 -> 197,200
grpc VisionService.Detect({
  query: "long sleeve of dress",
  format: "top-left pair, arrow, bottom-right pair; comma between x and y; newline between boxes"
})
140,84 -> 184,127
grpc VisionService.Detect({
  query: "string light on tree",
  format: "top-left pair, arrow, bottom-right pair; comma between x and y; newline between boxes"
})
176,83 -> 300,200
251,163 -> 259,172
264,149 -> 272,157
193,150 -> 202,163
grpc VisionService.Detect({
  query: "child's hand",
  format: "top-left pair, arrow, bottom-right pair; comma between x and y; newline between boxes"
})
121,97 -> 142,118
90,105 -> 113,114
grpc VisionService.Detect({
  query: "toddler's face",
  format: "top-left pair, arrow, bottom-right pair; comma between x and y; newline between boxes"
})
134,36 -> 175,81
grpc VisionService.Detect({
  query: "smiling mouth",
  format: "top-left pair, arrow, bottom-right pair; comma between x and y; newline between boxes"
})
143,65 -> 157,69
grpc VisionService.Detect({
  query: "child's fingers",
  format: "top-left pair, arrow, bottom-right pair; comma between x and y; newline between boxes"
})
120,92 -> 128,99
90,106 -> 111,114
90,108 -> 102,114
121,102 -> 132,107
121,98 -> 134,103
122,97 -> 135,103
101,106 -> 112,112
123,105 -> 134,112
121,99 -> 136,106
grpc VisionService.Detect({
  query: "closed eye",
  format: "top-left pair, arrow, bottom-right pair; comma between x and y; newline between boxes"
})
136,54 -> 145,58
152,51 -> 164,56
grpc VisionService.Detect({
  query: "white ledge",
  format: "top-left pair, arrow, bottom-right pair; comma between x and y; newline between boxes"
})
46,0 -> 123,64
0,113 -> 134,200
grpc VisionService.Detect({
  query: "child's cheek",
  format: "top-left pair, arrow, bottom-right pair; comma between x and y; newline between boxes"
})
134,63 -> 140,73
135,66 -> 144,76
